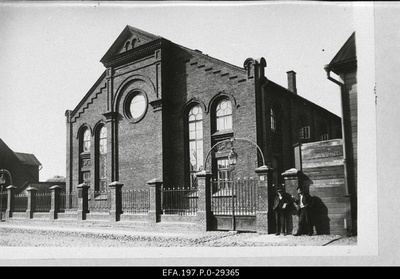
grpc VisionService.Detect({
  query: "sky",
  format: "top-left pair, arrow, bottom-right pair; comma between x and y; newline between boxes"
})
0,1 -> 357,181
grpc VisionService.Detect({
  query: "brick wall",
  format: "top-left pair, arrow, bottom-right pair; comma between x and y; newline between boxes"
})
162,45 -> 258,187
113,53 -> 163,190
68,75 -> 108,192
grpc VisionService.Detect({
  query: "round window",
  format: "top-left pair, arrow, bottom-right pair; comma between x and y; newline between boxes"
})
125,92 -> 147,122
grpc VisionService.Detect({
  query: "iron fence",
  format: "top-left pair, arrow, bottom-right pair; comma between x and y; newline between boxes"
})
35,193 -> 51,212
0,191 -> 7,211
212,178 -> 257,216
14,193 -> 28,212
121,189 -> 150,214
60,191 -> 78,212
161,186 -> 198,215
88,190 -> 111,212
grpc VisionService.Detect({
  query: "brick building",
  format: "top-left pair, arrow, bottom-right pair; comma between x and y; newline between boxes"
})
65,26 -> 341,218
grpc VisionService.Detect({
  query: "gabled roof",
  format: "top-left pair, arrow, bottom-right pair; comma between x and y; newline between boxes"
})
0,138 -> 41,167
100,25 -> 162,66
14,152 -> 42,167
327,31 -> 356,74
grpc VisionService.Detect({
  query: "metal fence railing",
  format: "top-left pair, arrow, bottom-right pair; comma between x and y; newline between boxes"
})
60,191 -> 78,212
212,178 -> 257,216
88,191 -> 111,213
14,193 -> 28,212
161,187 -> 198,216
121,189 -> 150,214
35,193 -> 51,212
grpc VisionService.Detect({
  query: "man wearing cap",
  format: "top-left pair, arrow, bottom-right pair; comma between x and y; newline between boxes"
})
273,186 -> 294,236
294,186 -> 314,236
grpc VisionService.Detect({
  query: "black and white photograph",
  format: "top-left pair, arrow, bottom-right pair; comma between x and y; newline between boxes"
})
0,0 -> 397,267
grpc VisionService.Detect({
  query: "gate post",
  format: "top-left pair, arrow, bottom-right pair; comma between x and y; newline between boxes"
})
281,168 -> 301,235
196,171 -> 213,231
49,185 -> 61,220
147,179 -> 162,224
26,187 -> 38,219
255,165 -> 274,234
77,183 -> 90,221
5,185 -> 17,221
109,181 -> 123,222
281,168 -> 301,195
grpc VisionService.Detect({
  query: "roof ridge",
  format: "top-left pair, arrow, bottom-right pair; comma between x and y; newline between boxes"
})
126,25 -> 162,40
177,44 -> 245,73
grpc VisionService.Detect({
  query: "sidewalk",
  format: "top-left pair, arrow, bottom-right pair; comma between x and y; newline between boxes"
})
0,220 -> 353,247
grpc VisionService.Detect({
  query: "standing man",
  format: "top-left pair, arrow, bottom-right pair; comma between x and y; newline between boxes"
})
294,186 -> 314,236
273,186 -> 294,236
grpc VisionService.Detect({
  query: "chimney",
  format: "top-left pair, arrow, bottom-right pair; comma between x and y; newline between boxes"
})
286,70 -> 297,94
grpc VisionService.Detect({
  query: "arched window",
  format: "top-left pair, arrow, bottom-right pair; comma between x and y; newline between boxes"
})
79,127 -> 91,186
188,105 -> 203,187
83,129 -> 91,152
131,39 -> 137,49
215,99 -> 232,132
125,40 -> 131,51
96,126 -> 107,192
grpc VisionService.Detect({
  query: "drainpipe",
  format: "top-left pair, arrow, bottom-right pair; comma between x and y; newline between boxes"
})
324,65 -> 350,197
324,65 -> 353,233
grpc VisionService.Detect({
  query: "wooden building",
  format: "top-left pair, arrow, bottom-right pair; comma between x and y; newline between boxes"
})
324,31 -> 357,235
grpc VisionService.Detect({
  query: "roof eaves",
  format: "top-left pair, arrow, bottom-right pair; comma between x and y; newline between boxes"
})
267,80 -> 340,118
14,152 -> 42,166
176,43 -> 246,74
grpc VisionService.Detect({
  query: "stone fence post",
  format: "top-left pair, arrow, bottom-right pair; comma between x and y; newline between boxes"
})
281,168 -> 301,196
196,171 -> 213,231
49,185 -> 62,220
109,181 -> 123,222
26,187 -> 38,219
147,179 -> 162,224
5,185 -> 17,221
255,165 -> 274,234
77,183 -> 90,221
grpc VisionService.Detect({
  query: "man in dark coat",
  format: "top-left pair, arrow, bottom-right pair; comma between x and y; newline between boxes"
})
273,186 -> 294,236
294,186 -> 314,236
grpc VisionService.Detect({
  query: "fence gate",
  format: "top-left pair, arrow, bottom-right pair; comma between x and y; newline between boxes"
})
211,177 -> 257,232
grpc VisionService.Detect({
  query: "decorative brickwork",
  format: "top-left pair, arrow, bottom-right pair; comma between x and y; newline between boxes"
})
63,25 -> 343,233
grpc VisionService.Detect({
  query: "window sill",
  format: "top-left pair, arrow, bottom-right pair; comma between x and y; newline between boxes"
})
211,129 -> 234,138
80,151 -> 91,158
